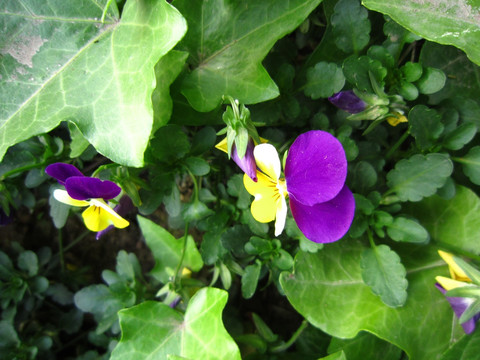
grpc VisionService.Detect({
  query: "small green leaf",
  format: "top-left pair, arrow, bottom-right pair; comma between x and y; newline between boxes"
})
460,146 -> 480,185
443,123 -> 477,151
190,127 -> 217,155
415,67 -> 446,94
343,56 -> 387,93
184,157 -> 210,176
0,321 -> 20,348
319,351 -> 347,360
386,217 -> 429,244
137,216 -> 203,283
252,313 -> 278,342
398,81 -> 418,101
408,105 -> 444,150
17,250 -> 38,277
331,0 -> 370,54
110,288 -> 241,360
151,125 -> 190,162
304,62 -> 346,99
182,200 -> 214,222
401,62 -> 423,82
386,153 -> 453,202
350,161 -> 377,193
242,261 -> 261,299
361,245 -> 408,307
49,187 -> 70,229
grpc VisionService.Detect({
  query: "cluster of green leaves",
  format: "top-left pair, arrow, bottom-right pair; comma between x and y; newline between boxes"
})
3,0 -> 480,359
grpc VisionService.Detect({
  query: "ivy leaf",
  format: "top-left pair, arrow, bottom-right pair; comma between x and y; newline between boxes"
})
408,105 -> 444,151
280,240 -> 461,360
137,216 -> 203,283
386,153 -> 453,202
458,146 -> 480,185
405,185 -> 480,255
386,217 -> 429,244
110,288 -> 241,360
304,62 -> 346,99
440,327 -> 480,360
0,0 -> 187,166
360,245 -> 407,307
328,332 -> 402,360
242,261 -> 261,299
331,0 -> 371,54
174,0 -> 323,112
362,0 -> 480,66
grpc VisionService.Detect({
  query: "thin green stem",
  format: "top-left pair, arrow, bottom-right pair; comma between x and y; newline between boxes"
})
0,161 -> 48,181
173,222 -> 190,289
385,130 -> 410,160
270,320 -> 308,353
100,0 -> 114,23
58,229 -> 64,272
367,228 -> 376,248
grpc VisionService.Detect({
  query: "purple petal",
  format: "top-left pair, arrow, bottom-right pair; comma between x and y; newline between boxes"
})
328,90 -> 366,114
96,196 -> 134,240
285,131 -> 347,206
45,163 -> 84,185
232,140 -> 257,182
290,185 -> 355,243
65,177 -> 121,200
435,283 -> 479,334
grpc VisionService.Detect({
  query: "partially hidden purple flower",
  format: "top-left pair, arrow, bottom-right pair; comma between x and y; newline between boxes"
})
244,130 -> 355,243
216,138 -> 257,182
328,90 -> 366,114
45,163 -> 129,232
435,283 -> 480,334
0,208 -> 13,226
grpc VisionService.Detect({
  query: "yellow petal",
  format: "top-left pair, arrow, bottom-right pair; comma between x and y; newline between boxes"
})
253,143 -> 281,181
82,199 -> 129,232
53,189 -> 90,207
438,250 -> 471,282
436,276 -> 470,291
215,137 -> 228,153
386,112 -> 408,127
244,172 -> 278,223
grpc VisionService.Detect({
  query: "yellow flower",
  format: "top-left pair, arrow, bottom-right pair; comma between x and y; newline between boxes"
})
53,189 -> 129,232
243,144 -> 288,236
435,250 -> 472,291
386,112 -> 408,127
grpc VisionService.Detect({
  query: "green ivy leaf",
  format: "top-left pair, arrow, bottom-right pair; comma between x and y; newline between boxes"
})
110,288 -> 241,360
405,185 -> 480,255
0,0 -> 187,166
362,0 -> 480,66
304,62 -> 345,99
440,327 -> 480,360
175,0 -> 323,111
360,245 -> 407,307
280,240 -> 461,360
331,0 -> 371,54
386,217 -> 429,244
137,216 -> 203,283
386,153 -> 453,202
328,332 -> 402,360
319,351 -> 347,360
152,50 -> 189,134
408,105 -> 443,150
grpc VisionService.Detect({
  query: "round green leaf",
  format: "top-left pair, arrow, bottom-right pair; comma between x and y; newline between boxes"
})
415,67 -> 446,95
304,62 -> 345,99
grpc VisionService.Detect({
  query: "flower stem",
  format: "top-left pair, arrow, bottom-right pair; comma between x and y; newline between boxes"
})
367,228 -> 376,248
173,222 -> 190,289
385,130 -> 410,160
270,320 -> 308,353
58,229 -> 64,272
0,161 -> 48,181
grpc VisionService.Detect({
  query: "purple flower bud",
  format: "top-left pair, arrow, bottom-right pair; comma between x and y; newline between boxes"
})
328,90 -> 366,114
231,139 -> 257,182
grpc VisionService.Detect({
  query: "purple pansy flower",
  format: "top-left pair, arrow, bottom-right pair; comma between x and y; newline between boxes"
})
328,90 -> 366,114
96,195 -> 134,240
216,137 -> 258,182
435,283 -> 480,334
243,130 -> 355,243
46,163 -> 129,232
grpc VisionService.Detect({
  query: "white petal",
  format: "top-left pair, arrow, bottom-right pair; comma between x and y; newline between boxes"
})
274,194 -> 288,237
253,143 -> 281,181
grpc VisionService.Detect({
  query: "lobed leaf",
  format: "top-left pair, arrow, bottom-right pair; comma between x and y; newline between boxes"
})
175,0 -> 323,112
0,0 -> 187,166
386,153 -> 453,202
304,62 -> 346,99
360,245 -> 408,307
111,288 -> 241,360
362,0 -> 480,66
